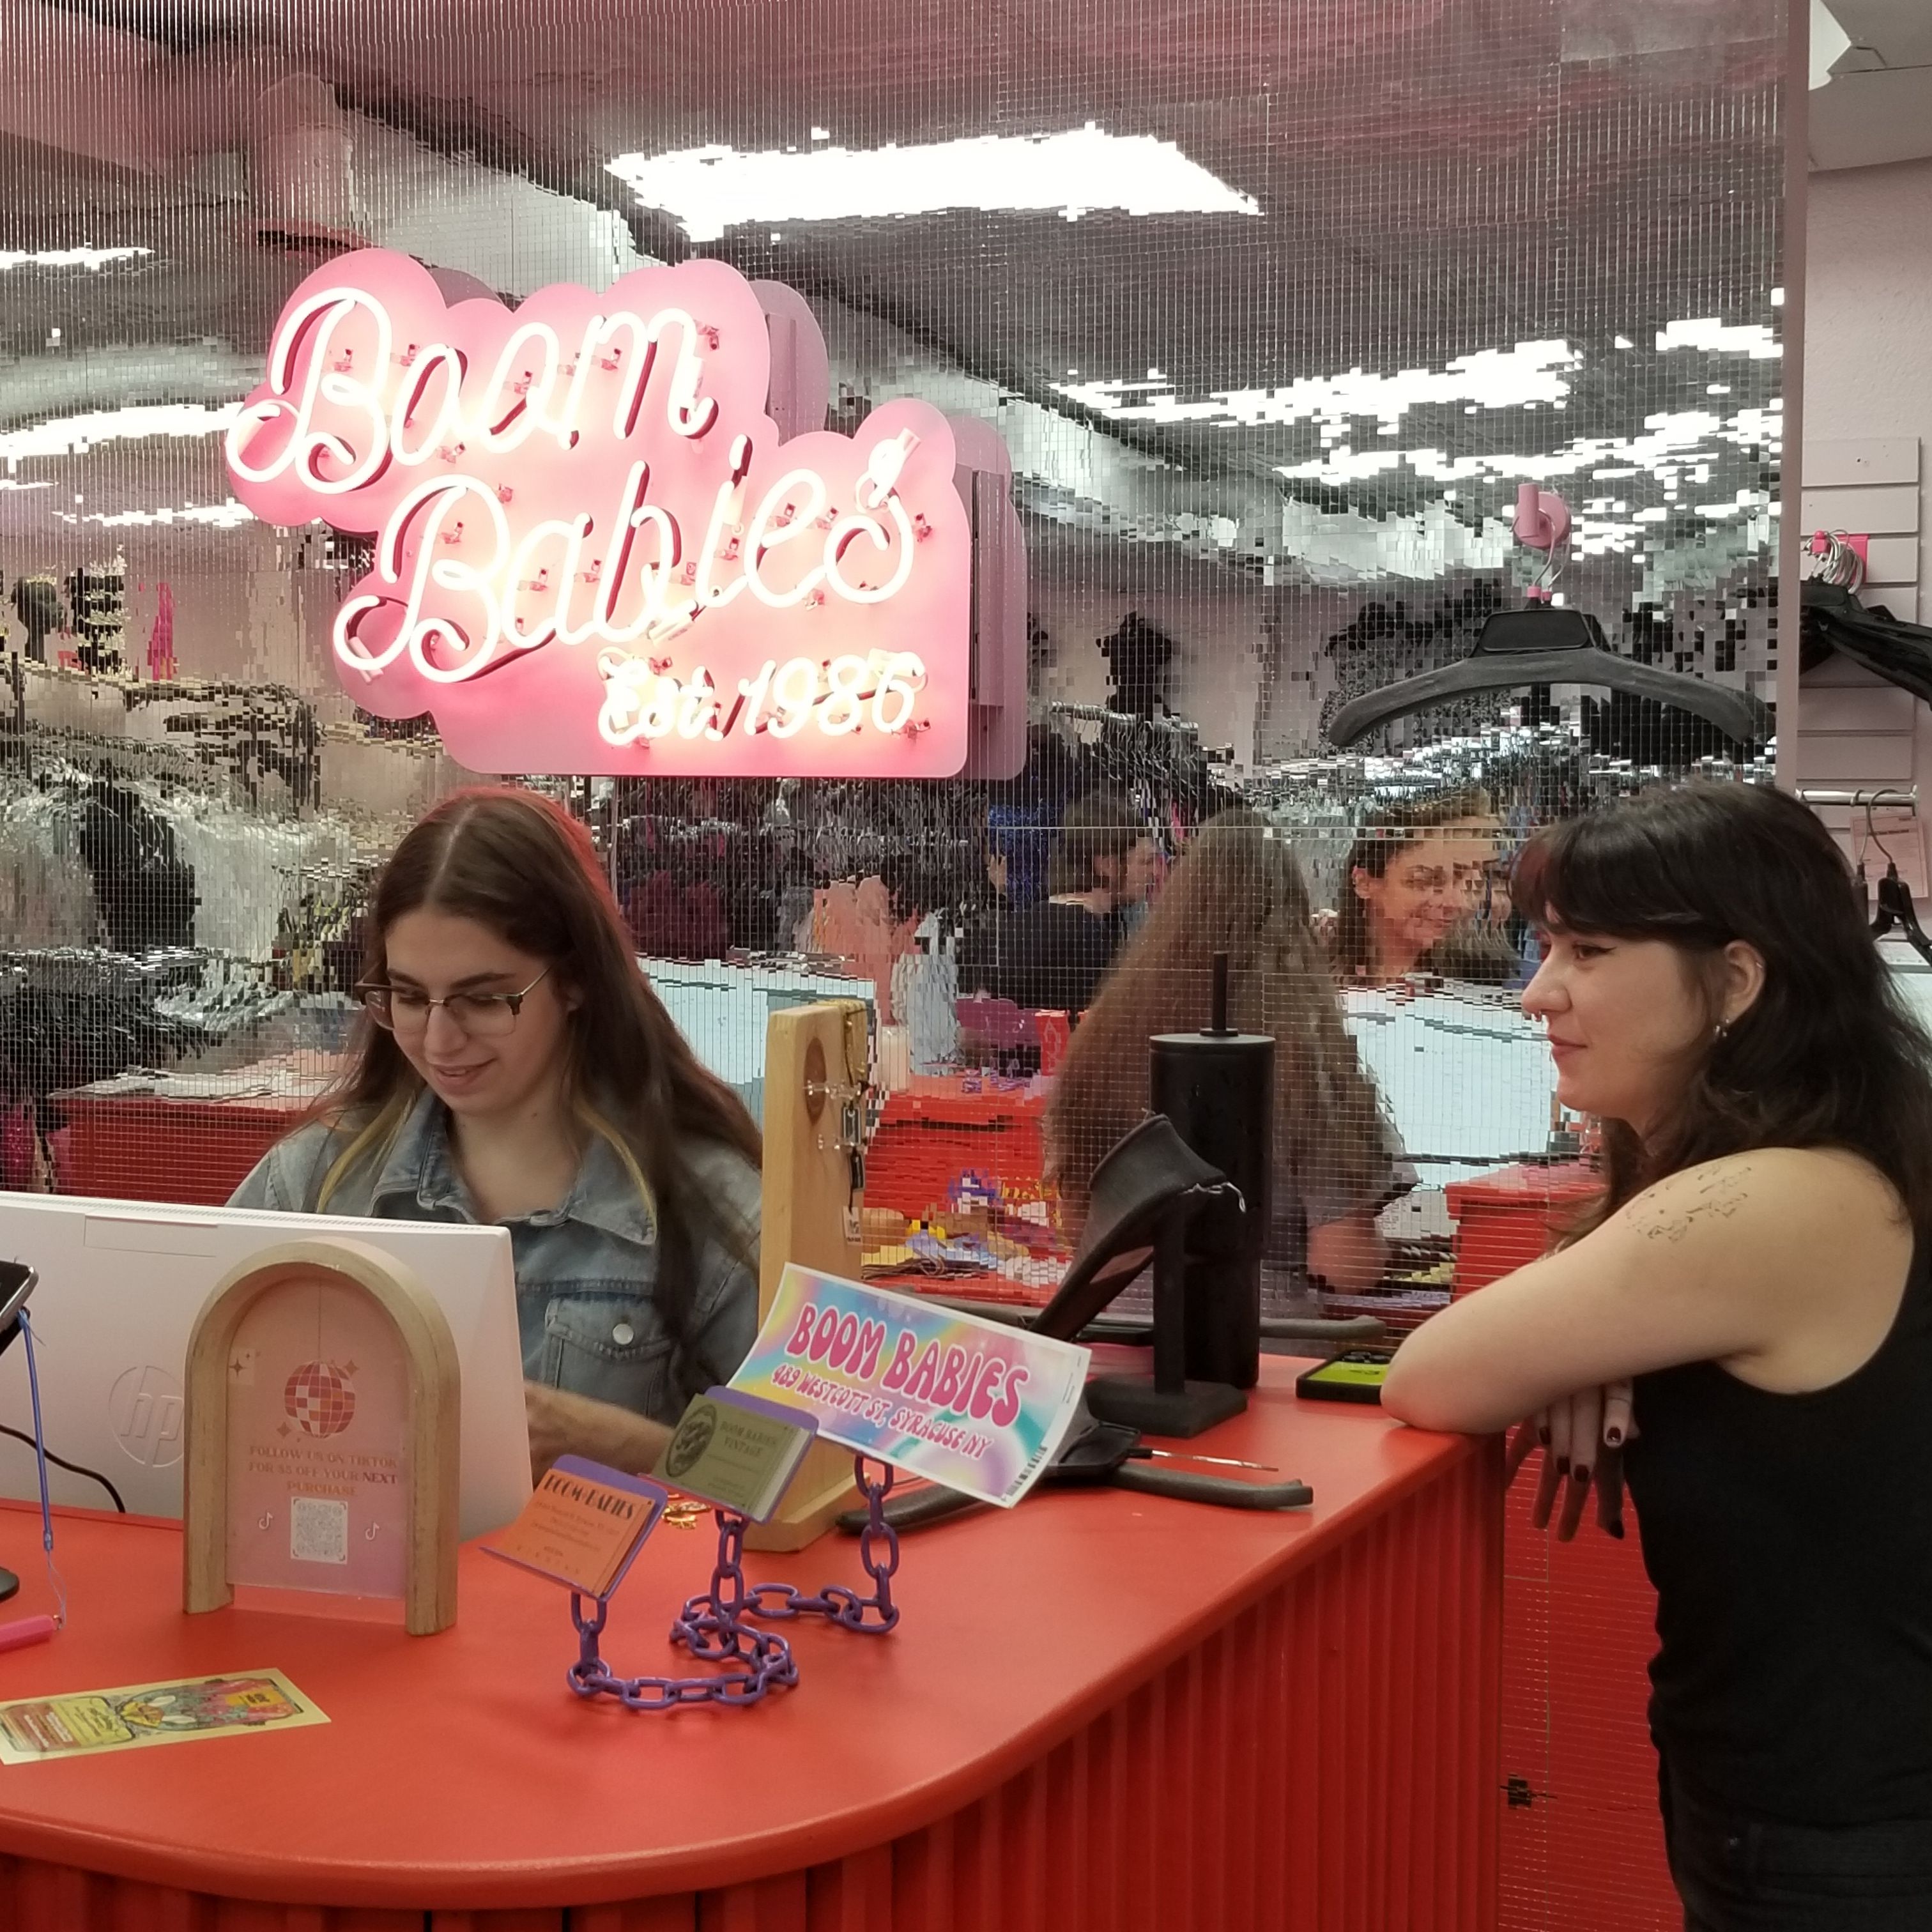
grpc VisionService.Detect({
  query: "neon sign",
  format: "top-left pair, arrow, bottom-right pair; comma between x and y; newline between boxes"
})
225,250 -> 972,776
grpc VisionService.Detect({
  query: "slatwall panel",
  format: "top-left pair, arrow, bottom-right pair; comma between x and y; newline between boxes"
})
1800,436 -> 1922,623
0,1452 -> 1499,1932
1798,437 -> 1929,893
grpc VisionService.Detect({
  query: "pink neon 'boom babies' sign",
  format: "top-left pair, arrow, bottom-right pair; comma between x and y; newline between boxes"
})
226,250 -> 972,777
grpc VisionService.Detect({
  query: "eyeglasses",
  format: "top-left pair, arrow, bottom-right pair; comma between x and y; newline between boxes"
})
355,968 -> 551,1039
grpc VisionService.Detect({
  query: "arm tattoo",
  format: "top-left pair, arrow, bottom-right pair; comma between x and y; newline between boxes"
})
1632,1163 -> 1754,1243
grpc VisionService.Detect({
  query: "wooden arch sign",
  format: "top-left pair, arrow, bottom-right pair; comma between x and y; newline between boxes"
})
183,1237 -> 460,1636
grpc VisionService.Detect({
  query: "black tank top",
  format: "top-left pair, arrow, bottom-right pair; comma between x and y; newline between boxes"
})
1624,1237 -> 1932,1825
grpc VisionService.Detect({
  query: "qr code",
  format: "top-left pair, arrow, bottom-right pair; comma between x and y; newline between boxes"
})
289,1496 -> 349,1565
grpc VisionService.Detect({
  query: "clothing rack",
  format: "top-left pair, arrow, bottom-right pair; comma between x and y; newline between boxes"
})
1050,700 -> 1200,739
1795,786 -> 1919,811
1048,700 -> 1236,763
1241,726 -> 1774,811
610,815 -> 770,843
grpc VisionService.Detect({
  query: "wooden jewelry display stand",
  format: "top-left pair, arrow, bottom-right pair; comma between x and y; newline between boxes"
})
182,1237 -> 461,1636
744,999 -> 870,1552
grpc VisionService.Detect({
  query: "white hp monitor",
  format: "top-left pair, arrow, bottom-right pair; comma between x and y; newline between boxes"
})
0,1193 -> 532,1541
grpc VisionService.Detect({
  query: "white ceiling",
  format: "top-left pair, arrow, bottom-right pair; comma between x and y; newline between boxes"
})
1811,0 -> 1932,169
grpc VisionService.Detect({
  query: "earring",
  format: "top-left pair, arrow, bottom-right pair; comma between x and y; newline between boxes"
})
1713,1018 -> 1730,1043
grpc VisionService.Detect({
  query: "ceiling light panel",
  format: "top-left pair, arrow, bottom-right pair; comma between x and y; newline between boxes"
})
606,125 -> 1259,241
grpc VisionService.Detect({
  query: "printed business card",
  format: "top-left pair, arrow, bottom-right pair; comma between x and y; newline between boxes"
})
482,1457 -> 668,1598
652,1388 -> 816,1522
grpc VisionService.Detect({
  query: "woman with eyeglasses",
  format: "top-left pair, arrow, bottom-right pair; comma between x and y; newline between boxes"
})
231,788 -> 762,1480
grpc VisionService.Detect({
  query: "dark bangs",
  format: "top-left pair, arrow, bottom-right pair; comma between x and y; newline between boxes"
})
1513,804 -> 1734,950
1509,781 -> 1932,1241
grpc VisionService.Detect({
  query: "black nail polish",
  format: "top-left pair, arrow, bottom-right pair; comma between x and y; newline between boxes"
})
1605,1428 -> 1623,1448
1574,1466 -> 1591,1485
1607,1521 -> 1625,1540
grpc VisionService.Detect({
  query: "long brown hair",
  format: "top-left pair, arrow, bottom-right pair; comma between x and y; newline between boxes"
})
1046,808 -> 1391,1222
317,788 -> 762,1383
1513,781 -> 1932,1238
1331,784 -> 1503,981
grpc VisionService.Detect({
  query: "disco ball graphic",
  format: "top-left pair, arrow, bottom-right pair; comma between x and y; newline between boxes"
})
283,1361 -> 357,1438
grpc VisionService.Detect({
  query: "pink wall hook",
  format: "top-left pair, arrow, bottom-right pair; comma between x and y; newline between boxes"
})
1513,482 -> 1570,552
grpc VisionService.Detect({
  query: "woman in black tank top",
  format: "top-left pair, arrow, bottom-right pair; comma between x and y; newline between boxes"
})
1384,782 -> 1932,1932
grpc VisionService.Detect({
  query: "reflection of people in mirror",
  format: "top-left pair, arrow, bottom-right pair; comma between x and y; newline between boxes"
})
1046,809 -> 1412,1302
961,791 -> 1151,1016
1470,852 -> 1540,989
1385,781 -> 1932,1920
230,788 -> 763,1483
1328,787 -> 1515,985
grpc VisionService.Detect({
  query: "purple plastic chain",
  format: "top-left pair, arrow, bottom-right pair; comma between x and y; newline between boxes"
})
564,1455 -> 901,1712
569,1510 -> 797,1710
739,1455 -> 901,1636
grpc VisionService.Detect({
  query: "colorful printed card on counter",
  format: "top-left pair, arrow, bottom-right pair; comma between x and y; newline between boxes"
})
482,1457 -> 668,1600
652,1388 -> 817,1521
0,1668 -> 327,1765
729,1265 -> 1090,1508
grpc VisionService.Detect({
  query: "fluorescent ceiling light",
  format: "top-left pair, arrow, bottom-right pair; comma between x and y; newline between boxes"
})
0,246 -> 152,273
1655,318 -> 1779,358
53,499 -> 252,529
1066,317 -> 1781,493
0,401 -> 240,462
1057,341 -> 1581,436
1271,406 -> 1778,490
606,124 -> 1259,241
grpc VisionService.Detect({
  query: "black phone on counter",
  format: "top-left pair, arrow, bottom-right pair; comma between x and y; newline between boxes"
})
1294,1351 -> 1390,1405
0,1262 -> 37,1356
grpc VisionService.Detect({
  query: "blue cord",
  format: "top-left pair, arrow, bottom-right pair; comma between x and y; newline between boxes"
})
16,1309 -> 64,1625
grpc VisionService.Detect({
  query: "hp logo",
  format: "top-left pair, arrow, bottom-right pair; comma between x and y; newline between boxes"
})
109,1365 -> 184,1468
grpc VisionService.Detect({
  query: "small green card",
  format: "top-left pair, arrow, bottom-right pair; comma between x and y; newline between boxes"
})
652,1388 -> 817,1522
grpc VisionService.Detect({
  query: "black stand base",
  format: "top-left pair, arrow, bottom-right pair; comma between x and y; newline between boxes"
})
1085,1374 -> 1246,1439
0,1568 -> 18,1605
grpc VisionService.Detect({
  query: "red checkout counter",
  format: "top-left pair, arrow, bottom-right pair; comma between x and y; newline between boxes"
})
0,1358 -> 1499,1931
48,1065 -> 1041,1218
1449,1165 -> 1678,1932
49,1061 -> 330,1208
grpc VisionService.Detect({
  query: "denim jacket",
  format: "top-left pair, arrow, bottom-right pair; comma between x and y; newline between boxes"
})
229,1089 -> 762,1425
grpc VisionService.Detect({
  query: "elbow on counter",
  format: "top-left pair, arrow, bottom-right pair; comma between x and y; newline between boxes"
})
1379,1348 -> 1480,1436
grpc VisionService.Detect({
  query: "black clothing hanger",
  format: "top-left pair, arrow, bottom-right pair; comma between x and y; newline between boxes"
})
1327,605 -> 1772,751
1854,792 -> 1932,966
1871,867 -> 1932,965
1801,581 -> 1932,709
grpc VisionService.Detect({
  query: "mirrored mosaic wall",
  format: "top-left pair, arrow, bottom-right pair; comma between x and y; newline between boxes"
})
0,3 -> 1784,1260
0,8 -> 1787,1919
